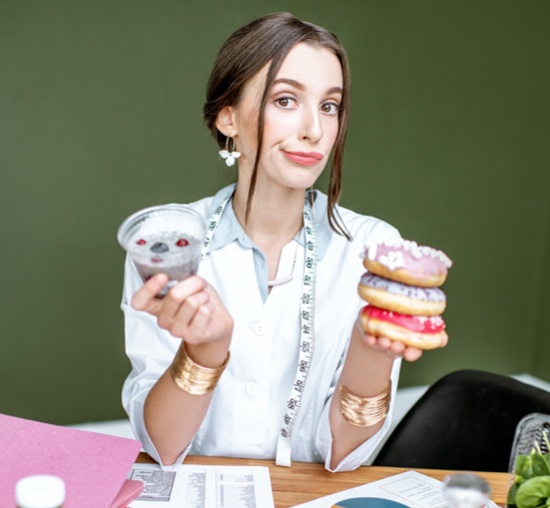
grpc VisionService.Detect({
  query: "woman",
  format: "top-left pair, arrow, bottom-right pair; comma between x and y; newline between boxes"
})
122,13 -> 446,472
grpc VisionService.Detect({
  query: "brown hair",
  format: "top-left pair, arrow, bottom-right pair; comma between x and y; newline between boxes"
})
203,12 -> 351,239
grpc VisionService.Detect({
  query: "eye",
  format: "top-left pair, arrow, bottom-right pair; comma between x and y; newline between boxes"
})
321,102 -> 339,115
275,96 -> 297,109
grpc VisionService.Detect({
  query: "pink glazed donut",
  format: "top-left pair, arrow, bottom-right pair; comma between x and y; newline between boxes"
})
363,238 -> 452,288
359,305 -> 447,350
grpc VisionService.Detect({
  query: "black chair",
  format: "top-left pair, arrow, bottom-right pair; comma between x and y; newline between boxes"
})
373,370 -> 550,472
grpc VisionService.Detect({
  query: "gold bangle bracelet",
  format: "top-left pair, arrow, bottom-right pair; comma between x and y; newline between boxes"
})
339,381 -> 392,427
170,342 -> 230,396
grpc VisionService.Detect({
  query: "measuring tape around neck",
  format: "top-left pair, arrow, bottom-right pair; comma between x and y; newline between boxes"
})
201,191 -> 318,467
275,201 -> 317,467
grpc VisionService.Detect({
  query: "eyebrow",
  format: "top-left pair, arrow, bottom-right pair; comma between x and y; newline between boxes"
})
273,78 -> 342,95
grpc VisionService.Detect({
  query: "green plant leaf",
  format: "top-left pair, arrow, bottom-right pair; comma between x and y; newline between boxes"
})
533,455 -> 550,477
509,482 -> 520,505
518,455 -> 535,480
516,476 -> 550,508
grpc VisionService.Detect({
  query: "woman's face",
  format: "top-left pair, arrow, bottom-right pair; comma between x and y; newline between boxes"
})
220,43 -> 343,192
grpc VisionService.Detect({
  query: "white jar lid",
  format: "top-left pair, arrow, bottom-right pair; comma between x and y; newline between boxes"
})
16,475 -> 65,508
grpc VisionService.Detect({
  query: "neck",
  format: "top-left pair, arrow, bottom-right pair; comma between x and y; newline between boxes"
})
232,175 -> 306,248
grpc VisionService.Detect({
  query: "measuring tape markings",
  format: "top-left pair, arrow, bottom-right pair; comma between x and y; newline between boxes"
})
275,205 -> 317,466
200,200 -> 229,262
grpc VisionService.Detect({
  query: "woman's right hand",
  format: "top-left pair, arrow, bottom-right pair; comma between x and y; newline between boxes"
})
131,274 -> 234,367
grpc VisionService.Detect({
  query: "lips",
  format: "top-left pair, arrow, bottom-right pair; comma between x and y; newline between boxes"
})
283,150 -> 324,166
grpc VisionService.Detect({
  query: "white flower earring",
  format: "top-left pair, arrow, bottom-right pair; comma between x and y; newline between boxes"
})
219,137 -> 241,167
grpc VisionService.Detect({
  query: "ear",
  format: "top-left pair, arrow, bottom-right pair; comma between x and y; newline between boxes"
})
215,106 -> 237,138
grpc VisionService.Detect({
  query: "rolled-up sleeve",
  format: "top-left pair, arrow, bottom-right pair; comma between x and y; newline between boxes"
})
121,254 -> 193,469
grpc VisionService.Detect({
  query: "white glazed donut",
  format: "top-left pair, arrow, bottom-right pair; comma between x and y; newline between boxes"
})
358,273 -> 446,316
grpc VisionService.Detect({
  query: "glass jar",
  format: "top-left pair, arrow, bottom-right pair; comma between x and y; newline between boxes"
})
506,413 -> 550,508
443,473 -> 492,508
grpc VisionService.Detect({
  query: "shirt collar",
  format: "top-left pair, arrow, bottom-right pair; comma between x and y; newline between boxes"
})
206,183 -> 333,261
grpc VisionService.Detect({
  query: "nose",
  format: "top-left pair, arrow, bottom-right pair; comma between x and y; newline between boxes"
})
299,103 -> 323,143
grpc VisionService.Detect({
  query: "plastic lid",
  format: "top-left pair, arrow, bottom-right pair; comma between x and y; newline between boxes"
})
16,475 -> 65,508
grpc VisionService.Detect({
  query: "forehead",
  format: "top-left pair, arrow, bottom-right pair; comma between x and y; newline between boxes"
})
277,43 -> 343,88
242,43 -> 343,100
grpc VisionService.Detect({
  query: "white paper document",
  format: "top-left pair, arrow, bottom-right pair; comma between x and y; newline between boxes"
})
292,470 -> 448,508
127,462 -> 274,508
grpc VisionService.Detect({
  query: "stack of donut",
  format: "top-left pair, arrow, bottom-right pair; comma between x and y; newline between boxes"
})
358,238 -> 452,350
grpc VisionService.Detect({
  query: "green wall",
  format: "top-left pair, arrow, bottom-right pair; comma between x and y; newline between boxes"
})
1,0 -> 549,425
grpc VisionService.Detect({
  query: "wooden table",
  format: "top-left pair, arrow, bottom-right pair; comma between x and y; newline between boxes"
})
136,452 -> 510,508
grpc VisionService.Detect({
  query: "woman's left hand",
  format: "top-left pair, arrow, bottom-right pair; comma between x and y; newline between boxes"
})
362,332 -> 448,362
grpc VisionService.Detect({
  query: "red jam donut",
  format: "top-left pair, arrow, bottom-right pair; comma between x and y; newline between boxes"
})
359,305 -> 447,350
358,273 -> 446,316
363,238 -> 452,288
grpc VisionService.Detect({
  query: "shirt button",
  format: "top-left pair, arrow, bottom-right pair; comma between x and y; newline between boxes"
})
245,383 -> 258,396
253,323 -> 265,335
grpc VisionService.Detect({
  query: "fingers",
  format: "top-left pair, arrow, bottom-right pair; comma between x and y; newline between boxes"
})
364,334 -> 379,348
184,302 -> 215,343
363,334 -> 423,362
159,277 -> 208,319
403,347 -> 423,362
439,331 -> 449,348
364,334 -> 402,356
131,273 -> 169,312
167,276 -> 208,304
158,288 -> 210,333
132,276 -> 216,339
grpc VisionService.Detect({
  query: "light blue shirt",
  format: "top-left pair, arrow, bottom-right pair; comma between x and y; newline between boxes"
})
206,184 -> 334,303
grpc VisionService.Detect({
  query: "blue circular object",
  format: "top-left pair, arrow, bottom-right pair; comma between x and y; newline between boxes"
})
333,497 -> 411,508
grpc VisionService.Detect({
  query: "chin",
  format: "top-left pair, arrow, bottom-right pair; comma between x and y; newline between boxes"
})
280,168 -> 324,191
281,178 -> 320,192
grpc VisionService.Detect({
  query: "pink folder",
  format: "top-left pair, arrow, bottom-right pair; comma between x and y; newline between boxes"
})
110,479 -> 144,508
0,413 -> 143,508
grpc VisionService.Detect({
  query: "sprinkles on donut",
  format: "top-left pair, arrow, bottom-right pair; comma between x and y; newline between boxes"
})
363,238 -> 452,288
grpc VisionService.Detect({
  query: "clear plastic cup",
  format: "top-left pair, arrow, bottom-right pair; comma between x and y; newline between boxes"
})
117,204 -> 207,296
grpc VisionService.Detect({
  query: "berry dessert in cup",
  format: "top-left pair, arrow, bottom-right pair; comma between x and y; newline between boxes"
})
118,204 -> 207,296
